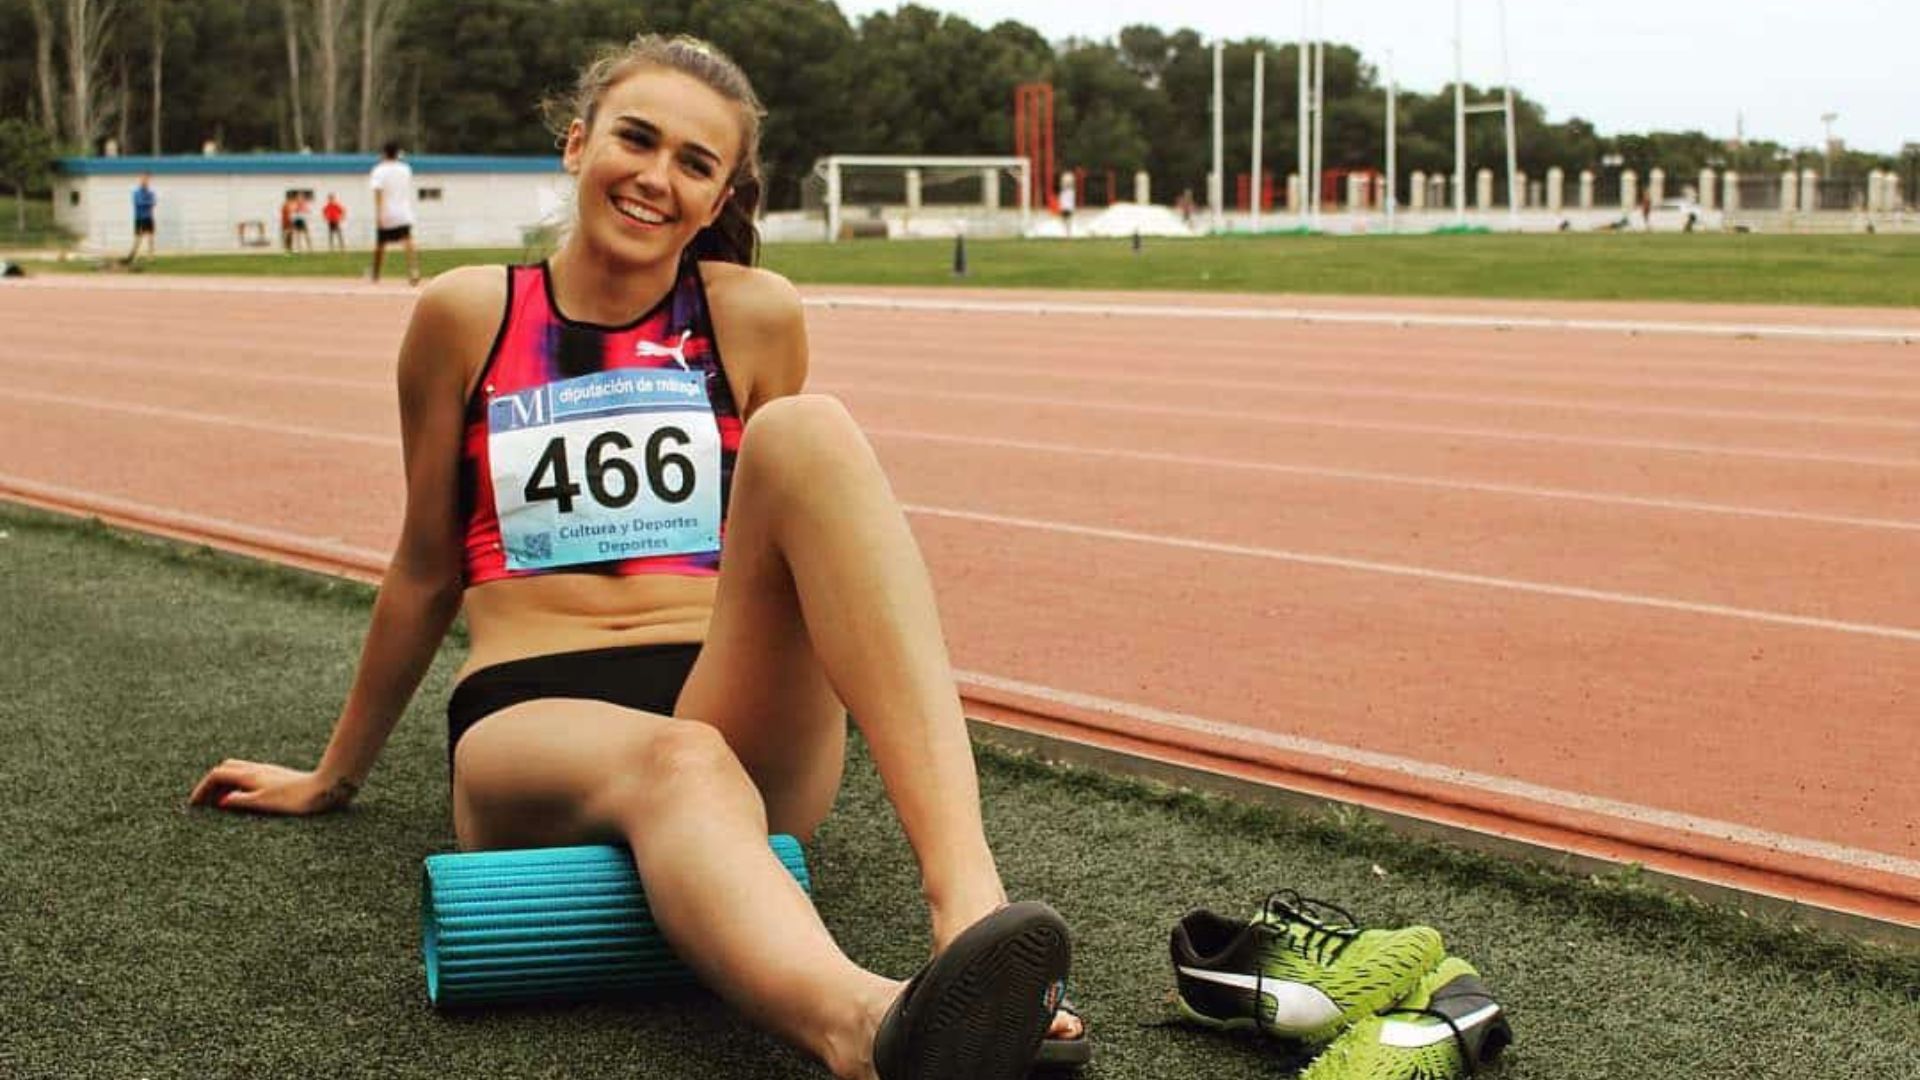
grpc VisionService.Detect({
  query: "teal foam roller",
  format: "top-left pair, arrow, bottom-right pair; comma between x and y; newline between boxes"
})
421,837 -> 809,1007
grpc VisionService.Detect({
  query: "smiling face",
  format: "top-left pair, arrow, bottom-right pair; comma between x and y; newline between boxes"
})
563,67 -> 743,267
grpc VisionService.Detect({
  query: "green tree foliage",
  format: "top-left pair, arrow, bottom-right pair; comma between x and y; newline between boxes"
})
2,1 -> 1902,214
0,116 -> 58,229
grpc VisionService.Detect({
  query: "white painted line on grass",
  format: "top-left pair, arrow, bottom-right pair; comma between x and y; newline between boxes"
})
868,428 -> 1920,533
957,668 -> 1920,881
910,504 -> 1920,643
809,294 -> 1920,345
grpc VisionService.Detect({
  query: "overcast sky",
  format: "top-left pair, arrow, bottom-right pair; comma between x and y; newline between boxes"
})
836,1 -> 1918,155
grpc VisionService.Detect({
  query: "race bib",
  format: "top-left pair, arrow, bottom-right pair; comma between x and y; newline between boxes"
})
487,368 -> 722,571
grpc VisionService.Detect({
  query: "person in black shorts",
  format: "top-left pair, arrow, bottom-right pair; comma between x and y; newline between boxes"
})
125,174 -> 157,264
368,143 -> 421,284
189,33 -> 1083,1080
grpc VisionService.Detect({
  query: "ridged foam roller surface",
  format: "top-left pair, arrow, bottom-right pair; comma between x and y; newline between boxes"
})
422,837 -> 810,1006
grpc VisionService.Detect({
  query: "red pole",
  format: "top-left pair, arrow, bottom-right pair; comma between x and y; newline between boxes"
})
1013,82 -> 1057,213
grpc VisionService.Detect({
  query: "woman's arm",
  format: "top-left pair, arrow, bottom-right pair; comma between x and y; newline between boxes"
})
189,267 -> 502,813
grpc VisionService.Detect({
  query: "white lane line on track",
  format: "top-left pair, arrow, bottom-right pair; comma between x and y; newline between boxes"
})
0,387 -> 394,446
15,277 -> 1920,344
16,350 -> 1917,427
866,428 -> 1920,533
808,294 -> 1920,345
15,364 -> 1914,475
10,379 -> 1913,524
0,354 -> 383,393
816,328 -> 1920,397
0,473 -> 390,565
909,504 -> 1920,643
956,668 -> 1920,881
7,277 -> 407,299
6,464 -> 1905,883
826,356 -> 1920,430
824,383 -> 1920,470
10,388 -> 1917,633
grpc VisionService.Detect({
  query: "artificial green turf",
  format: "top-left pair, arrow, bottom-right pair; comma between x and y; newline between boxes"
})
0,501 -> 1915,1079
26,232 -> 1920,308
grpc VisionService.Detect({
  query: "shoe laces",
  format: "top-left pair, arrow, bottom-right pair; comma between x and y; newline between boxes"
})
1258,889 -> 1361,966
1375,987 -> 1499,1076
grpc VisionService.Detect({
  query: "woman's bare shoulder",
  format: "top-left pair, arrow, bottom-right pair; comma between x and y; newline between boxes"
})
415,264 -> 509,330
699,262 -> 807,409
698,261 -> 802,331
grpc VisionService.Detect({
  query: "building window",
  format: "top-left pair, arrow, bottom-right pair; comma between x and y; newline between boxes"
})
69,190 -> 81,206
419,187 -> 444,202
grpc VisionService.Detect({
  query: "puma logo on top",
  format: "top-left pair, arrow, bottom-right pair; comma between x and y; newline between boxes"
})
636,328 -> 693,370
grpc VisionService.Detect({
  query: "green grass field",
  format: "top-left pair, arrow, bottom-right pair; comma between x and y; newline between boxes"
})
2,501 -> 1915,1079
28,232 -> 1920,307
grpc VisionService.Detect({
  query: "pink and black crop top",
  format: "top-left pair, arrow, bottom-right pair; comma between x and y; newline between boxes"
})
459,259 -> 742,586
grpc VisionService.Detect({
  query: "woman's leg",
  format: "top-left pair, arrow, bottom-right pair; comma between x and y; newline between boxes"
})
453,701 -> 895,1079
674,394 -> 1009,951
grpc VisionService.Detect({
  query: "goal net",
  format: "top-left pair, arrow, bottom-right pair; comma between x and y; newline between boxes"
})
802,155 -> 1033,241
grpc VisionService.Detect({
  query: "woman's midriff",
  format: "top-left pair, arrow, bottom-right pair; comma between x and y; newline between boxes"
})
458,573 -> 715,679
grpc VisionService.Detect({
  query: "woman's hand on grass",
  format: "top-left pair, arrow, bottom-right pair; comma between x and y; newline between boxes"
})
187,760 -> 359,815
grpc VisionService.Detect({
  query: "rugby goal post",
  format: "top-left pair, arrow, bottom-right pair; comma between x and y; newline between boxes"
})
807,155 -> 1032,242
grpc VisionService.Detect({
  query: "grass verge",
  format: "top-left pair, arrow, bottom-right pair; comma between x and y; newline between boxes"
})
0,501 -> 1914,1079
23,232 -> 1920,308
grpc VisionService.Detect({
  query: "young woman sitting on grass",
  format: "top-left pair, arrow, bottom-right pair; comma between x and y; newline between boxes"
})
188,33 -> 1084,1080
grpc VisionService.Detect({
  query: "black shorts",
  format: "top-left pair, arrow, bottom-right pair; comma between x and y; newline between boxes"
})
376,224 -> 412,244
445,642 -> 702,771
134,218 -> 155,235
292,219 -> 309,233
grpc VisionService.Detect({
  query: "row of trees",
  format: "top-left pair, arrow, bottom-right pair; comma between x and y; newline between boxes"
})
3,0 -> 1913,213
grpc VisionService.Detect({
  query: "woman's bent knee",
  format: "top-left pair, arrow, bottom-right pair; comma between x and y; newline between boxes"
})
588,720 -> 755,823
740,395 -> 869,471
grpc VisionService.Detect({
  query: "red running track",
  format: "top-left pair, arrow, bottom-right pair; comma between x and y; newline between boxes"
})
1,275 -> 1914,932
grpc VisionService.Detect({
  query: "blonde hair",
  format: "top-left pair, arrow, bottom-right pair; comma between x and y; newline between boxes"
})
548,34 -> 765,264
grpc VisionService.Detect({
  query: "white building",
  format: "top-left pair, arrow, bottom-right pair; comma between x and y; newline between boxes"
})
53,153 -> 571,254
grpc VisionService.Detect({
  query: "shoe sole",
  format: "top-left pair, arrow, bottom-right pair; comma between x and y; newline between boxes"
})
890,902 -> 1071,1080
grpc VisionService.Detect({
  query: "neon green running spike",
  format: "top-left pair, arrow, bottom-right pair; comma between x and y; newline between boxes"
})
1170,891 -> 1446,1044
1299,957 -> 1515,1080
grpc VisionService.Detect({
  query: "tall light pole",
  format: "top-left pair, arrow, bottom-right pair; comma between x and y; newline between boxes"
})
1211,39 -> 1224,232
1313,37 -> 1325,224
1453,0 -> 1466,220
1385,51 -> 1397,231
1298,1 -> 1310,220
1499,0 -> 1519,226
1251,50 -> 1266,233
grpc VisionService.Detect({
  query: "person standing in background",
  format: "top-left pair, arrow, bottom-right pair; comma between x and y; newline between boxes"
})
125,174 -> 158,265
323,193 -> 348,251
290,192 -> 315,252
369,142 -> 420,284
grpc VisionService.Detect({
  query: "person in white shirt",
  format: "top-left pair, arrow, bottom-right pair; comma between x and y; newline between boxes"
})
368,141 -> 420,284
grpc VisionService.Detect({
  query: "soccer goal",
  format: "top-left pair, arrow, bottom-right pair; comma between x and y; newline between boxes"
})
803,155 -> 1032,242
